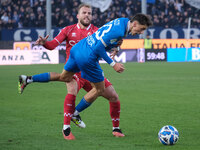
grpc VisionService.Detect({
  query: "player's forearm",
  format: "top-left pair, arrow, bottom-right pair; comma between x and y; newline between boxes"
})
97,41 -> 116,66
99,49 -> 115,66
44,39 -> 59,50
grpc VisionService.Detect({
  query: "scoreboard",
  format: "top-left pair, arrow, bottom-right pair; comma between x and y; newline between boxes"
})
145,49 -> 167,62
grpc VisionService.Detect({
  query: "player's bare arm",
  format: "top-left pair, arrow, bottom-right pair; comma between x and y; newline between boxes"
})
110,49 -> 118,60
110,39 -> 123,60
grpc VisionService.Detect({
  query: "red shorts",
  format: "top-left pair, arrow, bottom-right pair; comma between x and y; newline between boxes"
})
73,72 -> 112,92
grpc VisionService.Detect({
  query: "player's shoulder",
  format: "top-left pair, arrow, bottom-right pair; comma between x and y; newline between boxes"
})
110,18 -> 129,36
113,18 -> 129,24
60,24 -> 78,35
62,24 -> 77,31
112,18 -> 129,31
90,24 -> 99,31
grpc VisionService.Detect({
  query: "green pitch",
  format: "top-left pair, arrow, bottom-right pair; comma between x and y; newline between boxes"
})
0,62 -> 200,150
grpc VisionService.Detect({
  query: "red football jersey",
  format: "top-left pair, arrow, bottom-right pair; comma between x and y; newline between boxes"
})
44,24 -> 98,62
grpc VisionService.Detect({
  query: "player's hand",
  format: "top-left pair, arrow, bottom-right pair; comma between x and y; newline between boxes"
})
35,35 -> 49,45
110,49 -> 118,60
113,63 -> 125,73
117,39 -> 123,46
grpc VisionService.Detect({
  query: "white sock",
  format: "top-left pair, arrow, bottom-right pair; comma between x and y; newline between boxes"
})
113,127 -> 120,130
73,110 -> 80,116
21,75 -> 33,83
63,125 -> 70,130
27,78 -> 33,83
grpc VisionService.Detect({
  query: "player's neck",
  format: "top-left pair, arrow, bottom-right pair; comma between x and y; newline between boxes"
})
78,22 -> 89,29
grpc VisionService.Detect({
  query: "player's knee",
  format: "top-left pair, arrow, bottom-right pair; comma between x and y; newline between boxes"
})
68,87 -> 78,95
109,92 -> 119,102
60,75 -> 72,82
66,80 -> 78,95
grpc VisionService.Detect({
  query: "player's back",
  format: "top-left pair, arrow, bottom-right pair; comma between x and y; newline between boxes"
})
86,18 -> 129,51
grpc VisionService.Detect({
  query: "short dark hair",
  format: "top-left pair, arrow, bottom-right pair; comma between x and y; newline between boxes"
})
78,4 -> 92,13
130,13 -> 153,27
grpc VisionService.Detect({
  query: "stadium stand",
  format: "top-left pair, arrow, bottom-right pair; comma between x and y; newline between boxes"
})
0,0 -> 199,29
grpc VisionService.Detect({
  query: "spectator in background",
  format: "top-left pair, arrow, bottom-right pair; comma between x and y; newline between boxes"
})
0,20 -> 3,30
153,15 -> 160,26
68,16 -> 74,25
36,12 -> 45,27
29,13 -> 36,27
12,11 -> 19,24
192,13 -> 199,28
151,5 -> 157,16
1,12 -> 9,23
163,17 -> 169,28
168,13 -> 178,27
23,14 -> 30,27
7,19 -> 13,29
174,0 -> 183,12
18,21 -> 23,28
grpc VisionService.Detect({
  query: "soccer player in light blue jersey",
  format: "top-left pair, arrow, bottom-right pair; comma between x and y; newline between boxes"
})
58,13 -> 152,138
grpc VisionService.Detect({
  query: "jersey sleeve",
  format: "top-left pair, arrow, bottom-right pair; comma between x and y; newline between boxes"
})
44,39 -> 60,50
54,27 -> 69,44
44,26 -> 69,50
95,41 -> 114,65
99,49 -> 114,65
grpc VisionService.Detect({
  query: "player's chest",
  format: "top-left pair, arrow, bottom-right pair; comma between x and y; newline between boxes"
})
67,30 -> 94,46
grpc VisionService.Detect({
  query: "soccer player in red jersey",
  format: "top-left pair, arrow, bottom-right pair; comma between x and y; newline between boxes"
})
18,4 -> 124,140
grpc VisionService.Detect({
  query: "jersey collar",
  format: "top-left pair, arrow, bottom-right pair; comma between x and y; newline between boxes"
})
77,23 -> 91,30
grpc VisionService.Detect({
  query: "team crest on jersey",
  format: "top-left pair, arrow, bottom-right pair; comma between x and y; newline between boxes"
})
87,32 -> 91,36
110,39 -> 117,44
72,33 -> 76,37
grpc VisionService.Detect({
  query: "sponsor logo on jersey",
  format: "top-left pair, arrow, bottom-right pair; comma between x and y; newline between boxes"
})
110,39 -> 117,44
86,35 -> 95,46
69,40 -> 77,46
114,19 -> 120,25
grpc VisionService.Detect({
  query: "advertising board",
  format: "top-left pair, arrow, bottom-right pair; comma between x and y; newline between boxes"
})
167,48 -> 200,62
0,50 -> 59,65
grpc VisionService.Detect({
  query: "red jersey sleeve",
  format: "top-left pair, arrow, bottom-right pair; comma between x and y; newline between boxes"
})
44,26 -> 69,50
44,39 -> 59,50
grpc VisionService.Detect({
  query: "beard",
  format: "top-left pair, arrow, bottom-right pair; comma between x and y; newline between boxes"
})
80,18 -> 91,27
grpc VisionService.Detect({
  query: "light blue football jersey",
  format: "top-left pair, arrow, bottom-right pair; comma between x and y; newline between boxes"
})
86,18 -> 129,64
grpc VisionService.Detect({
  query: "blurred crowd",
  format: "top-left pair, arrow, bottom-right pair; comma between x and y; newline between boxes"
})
0,0 -> 199,30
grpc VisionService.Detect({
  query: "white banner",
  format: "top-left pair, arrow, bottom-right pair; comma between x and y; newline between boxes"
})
81,0 -> 112,12
0,50 -> 59,65
185,0 -> 200,9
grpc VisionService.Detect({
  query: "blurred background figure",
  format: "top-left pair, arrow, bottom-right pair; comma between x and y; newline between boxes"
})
144,35 -> 152,49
